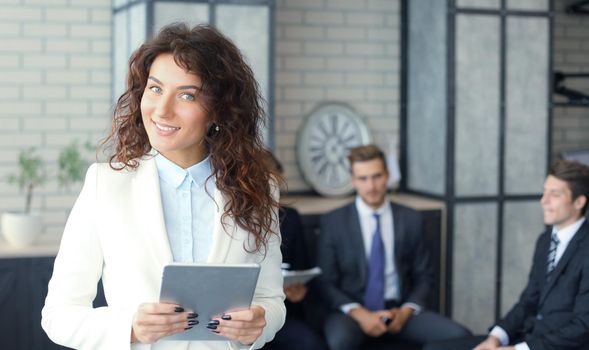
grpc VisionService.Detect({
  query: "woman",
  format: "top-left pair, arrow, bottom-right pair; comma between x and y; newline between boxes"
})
42,23 -> 285,350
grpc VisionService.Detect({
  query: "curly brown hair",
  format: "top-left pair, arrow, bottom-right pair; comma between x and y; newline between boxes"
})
102,23 -> 283,253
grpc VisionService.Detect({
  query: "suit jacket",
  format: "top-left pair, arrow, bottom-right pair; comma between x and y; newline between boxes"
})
495,221 -> 589,350
317,201 -> 432,311
41,157 -> 285,350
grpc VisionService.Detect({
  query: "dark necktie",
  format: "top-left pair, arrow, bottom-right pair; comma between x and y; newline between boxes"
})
546,232 -> 560,276
364,213 -> 385,311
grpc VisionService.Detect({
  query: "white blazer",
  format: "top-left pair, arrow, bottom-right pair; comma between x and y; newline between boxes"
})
41,157 -> 285,350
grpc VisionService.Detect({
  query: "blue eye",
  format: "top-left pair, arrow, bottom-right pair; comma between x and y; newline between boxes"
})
149,86 -> 162,94
180,93 -> 195,101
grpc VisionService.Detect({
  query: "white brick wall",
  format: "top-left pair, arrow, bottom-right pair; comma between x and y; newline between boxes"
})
275,0 -> 401,192
0,0 -> 400,237
552,0 -> 589,158
0,0 -> 111,239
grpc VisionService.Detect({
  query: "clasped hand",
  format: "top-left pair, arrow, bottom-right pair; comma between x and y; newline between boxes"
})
350,306 -> 414,337
472,336 -> 515,350
131,302 -> 266,345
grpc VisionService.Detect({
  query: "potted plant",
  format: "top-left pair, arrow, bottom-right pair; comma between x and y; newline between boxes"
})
57,140 -> 93,191
2,148 -> 46,246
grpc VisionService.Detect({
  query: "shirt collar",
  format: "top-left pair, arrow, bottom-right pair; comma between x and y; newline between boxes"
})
155,153 -> 213,189
552,217 -> 586,243
355,195 -> 389,217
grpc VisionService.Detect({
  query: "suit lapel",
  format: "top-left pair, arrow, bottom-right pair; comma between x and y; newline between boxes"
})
350,204 -> 367,281
540,221 -> 588,303
206,189 -> 233,263
133,157 -> 173,267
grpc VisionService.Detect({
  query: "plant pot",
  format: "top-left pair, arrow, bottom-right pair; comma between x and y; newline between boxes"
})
1,212 -> 42,247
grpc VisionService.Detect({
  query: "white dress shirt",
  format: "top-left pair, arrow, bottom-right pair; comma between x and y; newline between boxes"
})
155,153 -> 216,263
490,217 -> 586,350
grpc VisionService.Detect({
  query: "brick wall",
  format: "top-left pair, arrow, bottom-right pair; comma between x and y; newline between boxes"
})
0,0 -> 111,239
274,0 -> 401,191
552,0 -> 589,158
0,0 -> 400,237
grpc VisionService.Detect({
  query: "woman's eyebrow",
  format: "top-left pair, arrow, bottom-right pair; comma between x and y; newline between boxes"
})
177,84 -> 202,91
147,76 -> 162,84
147,76 -> 201,91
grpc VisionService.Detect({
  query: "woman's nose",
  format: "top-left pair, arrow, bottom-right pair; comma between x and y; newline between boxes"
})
154,95 -> 173,118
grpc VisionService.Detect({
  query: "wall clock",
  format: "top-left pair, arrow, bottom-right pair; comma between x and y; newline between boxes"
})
296,103 -> 372,197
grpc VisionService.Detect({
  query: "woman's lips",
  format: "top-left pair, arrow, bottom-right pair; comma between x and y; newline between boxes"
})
152,120 -> 180,136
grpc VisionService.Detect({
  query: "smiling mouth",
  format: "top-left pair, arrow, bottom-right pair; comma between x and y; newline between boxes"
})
153,120 -> 180,132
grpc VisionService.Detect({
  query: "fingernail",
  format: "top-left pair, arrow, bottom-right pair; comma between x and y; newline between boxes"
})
212,330 -> 220,334
188,312 -> 199,319
208,320 -> 220,326
188,320 -> 199,326
174,307 -> 184,313
206,325 -> 218,330
221,315 -> 232,320
184,326 -> 193,330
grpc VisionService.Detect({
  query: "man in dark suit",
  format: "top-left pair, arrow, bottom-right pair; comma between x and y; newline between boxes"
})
263,153 -> 326,350
317,145 -> 470,350
425,159 -> 589,350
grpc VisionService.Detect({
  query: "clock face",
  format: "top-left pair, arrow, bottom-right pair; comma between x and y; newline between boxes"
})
297,104 -> 371,197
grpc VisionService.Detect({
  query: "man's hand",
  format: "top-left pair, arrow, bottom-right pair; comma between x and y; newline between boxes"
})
284,283 -> 307,303
473,335 -> 501,350
387,306 -> 413,333
349,307 -> 392,337
131,303 -> 194,344
210,306 -> 266,345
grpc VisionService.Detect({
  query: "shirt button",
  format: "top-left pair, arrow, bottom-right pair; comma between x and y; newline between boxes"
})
536,314 -> 543,320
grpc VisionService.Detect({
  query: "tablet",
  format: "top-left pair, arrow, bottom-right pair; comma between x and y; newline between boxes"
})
159,263 -> 261,341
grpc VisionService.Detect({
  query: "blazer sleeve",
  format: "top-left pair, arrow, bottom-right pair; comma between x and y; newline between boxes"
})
41,164 -> 136,350
403,209 -> 433,307
317,210 -> 357,310
495,235 -> 544,339
235,184 -> 286,350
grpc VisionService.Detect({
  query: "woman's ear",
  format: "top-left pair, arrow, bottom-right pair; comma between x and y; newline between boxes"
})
207,123 -> 220,137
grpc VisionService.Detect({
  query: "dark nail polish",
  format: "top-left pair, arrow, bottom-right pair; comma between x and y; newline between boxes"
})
188,320 -> 199,326
221,315 -> 232,320
208,320 -> 220,326
188,313 -> 199,319
174,307 -> 184,313
206,325 -> 218,330
184,326 -> 193,330
212,330 -> 220,334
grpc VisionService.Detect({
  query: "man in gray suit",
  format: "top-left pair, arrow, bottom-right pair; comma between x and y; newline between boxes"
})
425,159 -> 589,350
317,145 -> 470,350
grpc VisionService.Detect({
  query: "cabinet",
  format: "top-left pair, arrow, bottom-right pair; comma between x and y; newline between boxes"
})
0,256 -> 106,350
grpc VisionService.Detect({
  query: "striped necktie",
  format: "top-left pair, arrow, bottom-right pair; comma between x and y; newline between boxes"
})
364,213 -> 385,311
546,232 -> 560,276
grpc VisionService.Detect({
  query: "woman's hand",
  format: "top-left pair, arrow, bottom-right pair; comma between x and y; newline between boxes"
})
284,283 -> 307,303
131,303 -> 197,343
209,306 -> 266,345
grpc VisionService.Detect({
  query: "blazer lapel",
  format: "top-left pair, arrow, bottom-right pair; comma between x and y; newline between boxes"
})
540,222 -> 588,303
206,189 -> 233,263
349,204 -> 367,282
133,157 -> 173,267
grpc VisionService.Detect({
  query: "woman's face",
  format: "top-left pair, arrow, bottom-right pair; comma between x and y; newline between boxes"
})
141,53 -> 210,168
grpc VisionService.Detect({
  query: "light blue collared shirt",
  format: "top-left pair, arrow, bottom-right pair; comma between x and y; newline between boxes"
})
155,153 -> 217,263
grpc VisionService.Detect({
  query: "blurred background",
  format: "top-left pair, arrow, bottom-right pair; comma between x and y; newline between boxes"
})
0,0 -> 588,346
